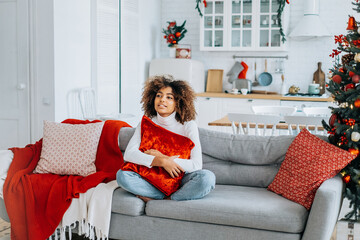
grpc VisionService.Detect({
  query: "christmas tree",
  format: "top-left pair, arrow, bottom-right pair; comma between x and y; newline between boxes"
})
323,0 -> 360,220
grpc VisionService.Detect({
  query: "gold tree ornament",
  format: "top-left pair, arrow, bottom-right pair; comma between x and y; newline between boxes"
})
354,53 -> 360,62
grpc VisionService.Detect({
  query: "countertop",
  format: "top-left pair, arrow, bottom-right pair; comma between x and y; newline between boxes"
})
196,92 -> 334,102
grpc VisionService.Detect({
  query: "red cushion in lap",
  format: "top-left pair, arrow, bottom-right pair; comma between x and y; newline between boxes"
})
122,115 -> 194,196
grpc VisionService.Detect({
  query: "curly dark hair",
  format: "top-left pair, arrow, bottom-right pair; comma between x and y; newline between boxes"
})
141,75 -> 196,124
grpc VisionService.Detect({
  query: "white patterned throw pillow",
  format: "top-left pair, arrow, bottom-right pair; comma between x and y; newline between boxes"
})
34,121 -> 104,176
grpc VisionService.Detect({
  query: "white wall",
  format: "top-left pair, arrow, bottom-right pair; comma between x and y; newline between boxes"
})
159,0 -> 352,94
53,0 -> 92,122
120,0 -> 161,121
30,0 -> 55,141
95,0 -> 119,116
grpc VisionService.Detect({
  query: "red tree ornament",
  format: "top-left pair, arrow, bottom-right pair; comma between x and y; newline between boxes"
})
347,16 -> 358,30
349,71 -> 355,77
354,99 -> 360,108
332,75 -> 342,84
345,83 -> 356,91
329,113 -> 341,128
349,148 -> 359,156
353,74 -> 360,83
343,175 -> 351,184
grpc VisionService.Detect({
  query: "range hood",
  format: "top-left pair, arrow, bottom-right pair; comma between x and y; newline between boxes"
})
289,0 -> 330,39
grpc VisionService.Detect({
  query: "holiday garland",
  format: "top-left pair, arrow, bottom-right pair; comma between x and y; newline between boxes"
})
322,0 -> 360,220
195,0 -> 289,42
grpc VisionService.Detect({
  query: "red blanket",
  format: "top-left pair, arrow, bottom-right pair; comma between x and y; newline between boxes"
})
3,119 -> 131,240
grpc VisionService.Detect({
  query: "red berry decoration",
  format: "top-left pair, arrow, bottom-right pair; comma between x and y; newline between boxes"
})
175,32 -> 181,37
354,99 -> 360,108
332,75 -> 342,84
349,71 -> 355,77
345,83 -> 355,91
343,175 -> 351,184
352,74 -> 360,83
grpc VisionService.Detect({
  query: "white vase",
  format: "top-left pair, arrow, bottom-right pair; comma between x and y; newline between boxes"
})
169,45 -> 177,58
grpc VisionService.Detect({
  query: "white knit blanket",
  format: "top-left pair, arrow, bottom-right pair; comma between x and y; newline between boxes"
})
51,180 -> 118,240
0,150 -> 118,240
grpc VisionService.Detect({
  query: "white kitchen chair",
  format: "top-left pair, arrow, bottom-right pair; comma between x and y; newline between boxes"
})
79,88 -> 97,120
76,87 -> 138,125
251,106 -> 297,116
284,115 -> 327,135
228,113 -> 281,136
67,88 -> 84,119
302,107 -> 331,117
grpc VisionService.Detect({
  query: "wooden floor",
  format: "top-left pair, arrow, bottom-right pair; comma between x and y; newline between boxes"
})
0,218 -> 90,239
0,218 -> 10,238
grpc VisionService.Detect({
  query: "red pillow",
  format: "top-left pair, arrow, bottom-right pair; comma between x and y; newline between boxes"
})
122,115 -> 195,196
268,129 -> 355,210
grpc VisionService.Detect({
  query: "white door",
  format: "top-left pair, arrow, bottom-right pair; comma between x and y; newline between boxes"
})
0,0 -> 30,149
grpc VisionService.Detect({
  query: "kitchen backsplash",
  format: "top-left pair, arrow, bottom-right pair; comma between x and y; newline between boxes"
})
160,0 -> 352,94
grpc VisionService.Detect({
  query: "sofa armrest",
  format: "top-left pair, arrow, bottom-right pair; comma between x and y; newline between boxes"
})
0,197 -> 9,222
301,175 -> 344,240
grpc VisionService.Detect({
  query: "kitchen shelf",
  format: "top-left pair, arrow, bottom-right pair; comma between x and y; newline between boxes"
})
233,55 -> 288,59
196,92 -> 333,102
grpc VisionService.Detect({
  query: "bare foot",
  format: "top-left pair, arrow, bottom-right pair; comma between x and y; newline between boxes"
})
137,195 -> 154,203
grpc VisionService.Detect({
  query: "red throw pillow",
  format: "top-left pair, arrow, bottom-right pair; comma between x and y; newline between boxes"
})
122,115 -> 195,196
268,129 -> 355,210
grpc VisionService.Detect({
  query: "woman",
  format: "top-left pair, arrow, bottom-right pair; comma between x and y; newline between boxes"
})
117,75 -> 215,202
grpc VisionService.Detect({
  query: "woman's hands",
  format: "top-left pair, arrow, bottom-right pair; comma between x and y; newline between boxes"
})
146,149 -> 184,178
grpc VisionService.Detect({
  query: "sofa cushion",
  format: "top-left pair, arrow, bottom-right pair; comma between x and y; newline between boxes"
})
199,128 -> 295,165
34,120 -> 104,176
268,129 -> 355,210
145,184 -> 308,233
111,188 -> 145,216
199,128 -> 295,187
203,155 -> 280,187
119,127 -> 135,152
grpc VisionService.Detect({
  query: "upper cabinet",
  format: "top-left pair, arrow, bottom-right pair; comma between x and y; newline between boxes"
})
200,0 -> 288,51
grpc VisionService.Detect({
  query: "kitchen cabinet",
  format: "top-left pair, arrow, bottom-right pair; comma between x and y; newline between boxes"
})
200,0 -> 288,51
196,96 -> 279,130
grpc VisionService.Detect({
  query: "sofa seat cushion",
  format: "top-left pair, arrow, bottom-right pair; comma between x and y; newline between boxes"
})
112,188 -> 145,216
145,185 -> 308,233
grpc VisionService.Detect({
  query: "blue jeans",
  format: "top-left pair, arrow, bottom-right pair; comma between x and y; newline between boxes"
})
116,169 -> 216,201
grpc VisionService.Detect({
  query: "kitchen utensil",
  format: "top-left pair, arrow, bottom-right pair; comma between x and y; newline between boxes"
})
308,83 -> 320,94
275,59 -> 284,74
231,88 -> 239,94
227,61 -> 243,83
206,69 -> 224,93
252,62 -> 259,86
313,62 -> 325,95
234,79 -> 252,93
280,74 -> 287,95
251,90 -> 278,95
240,88 -> 248,95
258,59 -> 273,86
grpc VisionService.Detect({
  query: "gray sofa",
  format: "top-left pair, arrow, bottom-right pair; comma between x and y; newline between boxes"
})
0,128 -> 343,240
